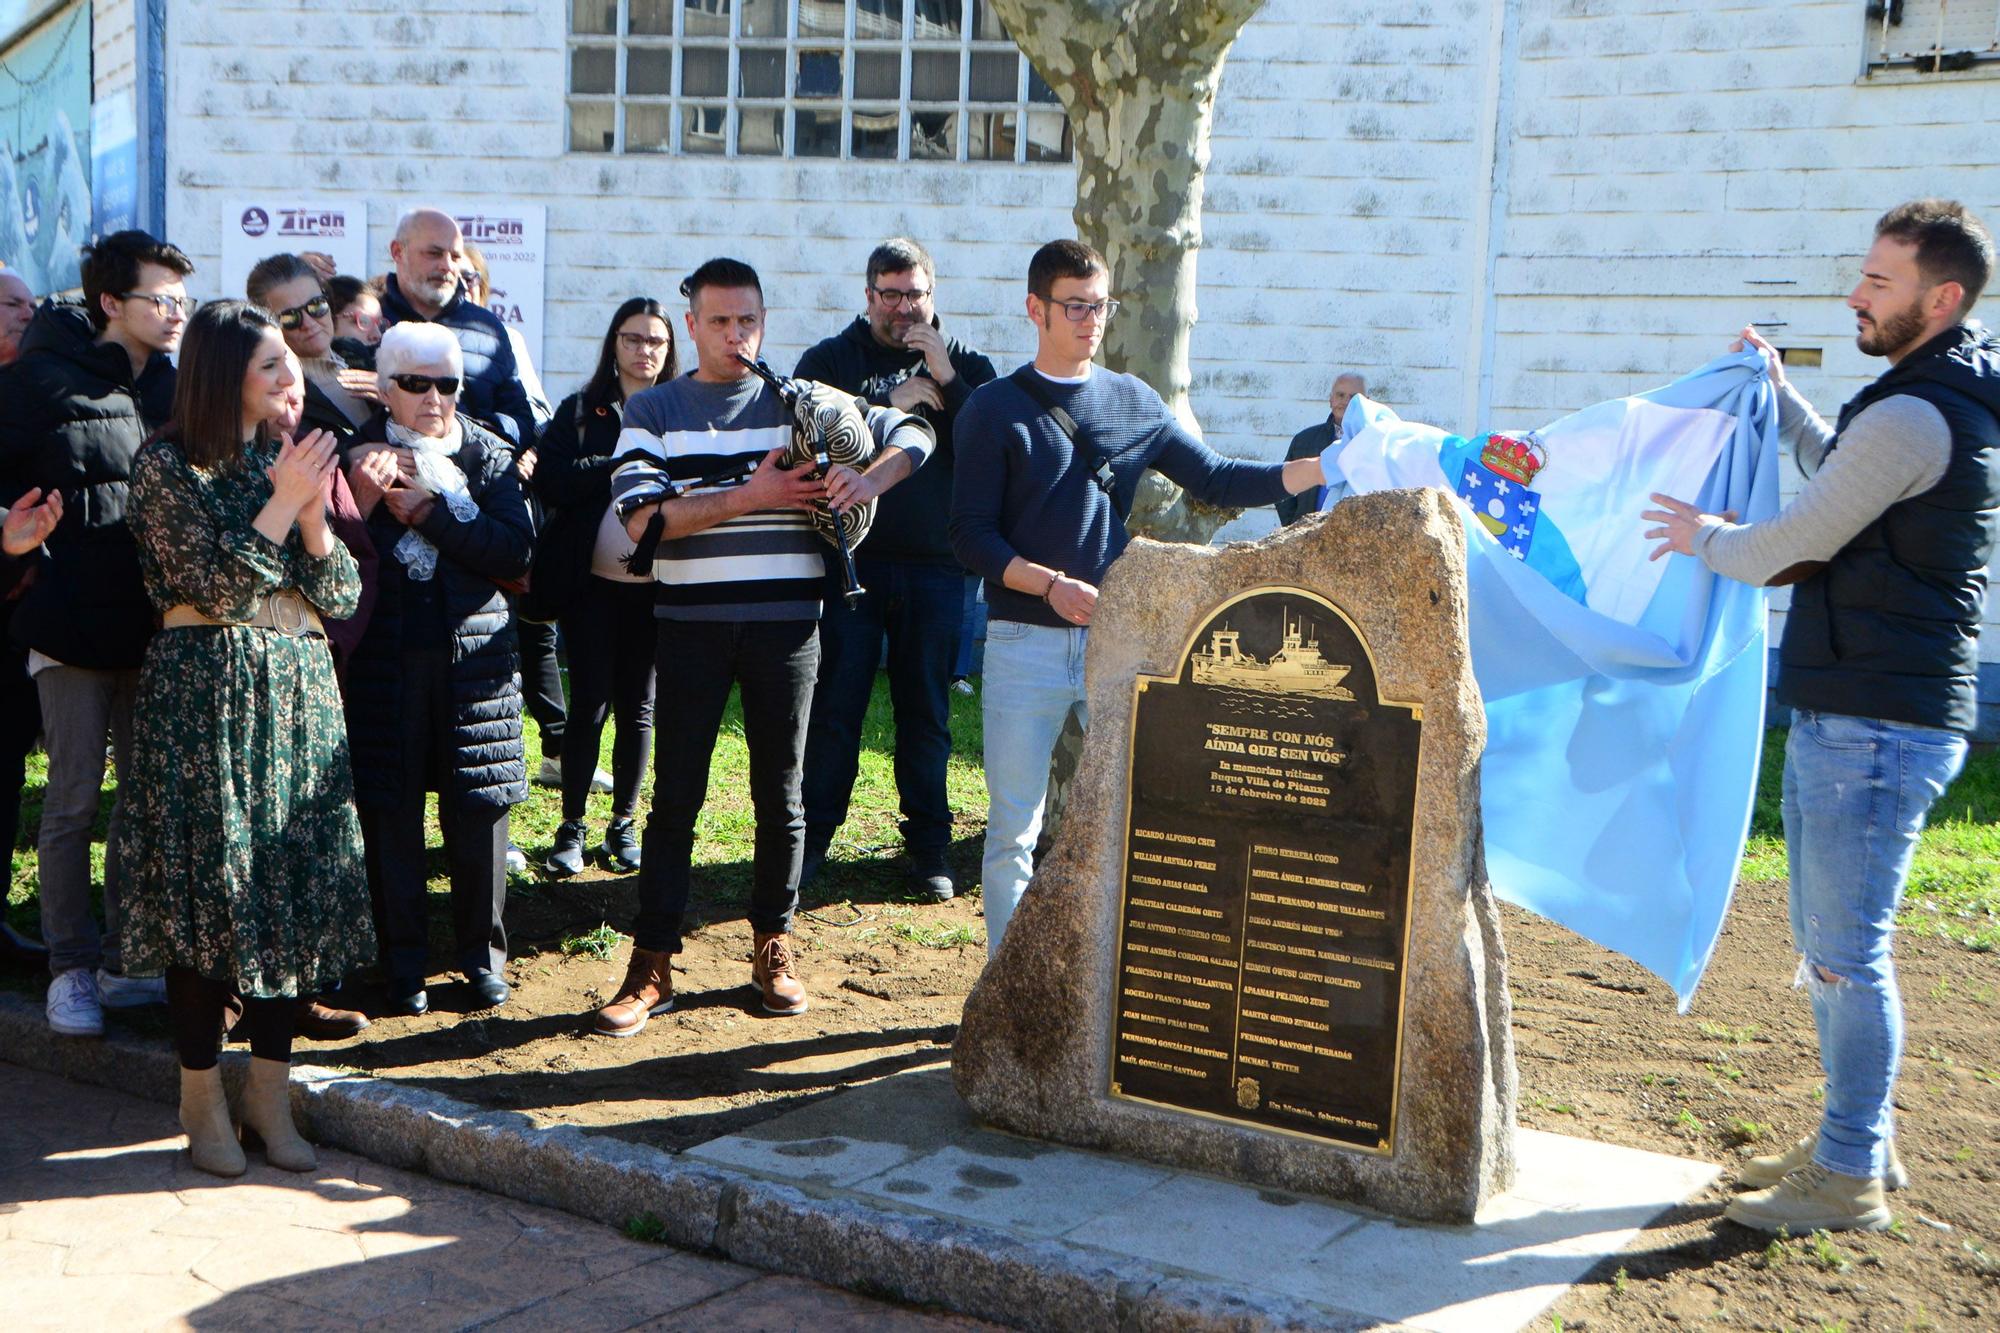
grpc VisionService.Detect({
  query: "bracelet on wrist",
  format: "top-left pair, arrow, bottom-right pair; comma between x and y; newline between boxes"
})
1041,572 -> 1063,603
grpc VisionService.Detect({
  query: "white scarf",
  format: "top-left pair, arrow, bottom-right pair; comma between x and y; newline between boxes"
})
384,419 -> 480,581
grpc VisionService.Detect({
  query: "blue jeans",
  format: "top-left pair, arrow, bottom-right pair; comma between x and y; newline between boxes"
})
1782,710 -> 1967,1180
801,558 -> 961,853
978,621 -> 1088,958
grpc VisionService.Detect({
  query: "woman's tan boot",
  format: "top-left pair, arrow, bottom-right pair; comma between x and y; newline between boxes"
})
239,1057 -> 317,1172
178,1065 -> 246,1178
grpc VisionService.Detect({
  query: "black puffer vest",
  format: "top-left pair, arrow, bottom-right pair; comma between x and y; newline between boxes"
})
1777,323 -> 2000,732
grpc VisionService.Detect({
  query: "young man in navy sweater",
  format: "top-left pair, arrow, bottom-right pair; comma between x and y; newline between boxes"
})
949,240 -> 1332,957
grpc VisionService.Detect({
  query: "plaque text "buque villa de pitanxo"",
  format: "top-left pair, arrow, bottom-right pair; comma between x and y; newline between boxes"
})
1110,588 -> 1421,1152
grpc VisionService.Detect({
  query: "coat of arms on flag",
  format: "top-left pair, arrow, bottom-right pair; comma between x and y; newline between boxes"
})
1455,434 -> 1547,561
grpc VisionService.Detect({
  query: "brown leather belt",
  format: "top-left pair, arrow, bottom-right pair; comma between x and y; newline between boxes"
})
161,588 -> 325,638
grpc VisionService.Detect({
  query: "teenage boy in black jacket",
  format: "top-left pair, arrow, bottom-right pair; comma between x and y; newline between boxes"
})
1,230 -> 191,1035
794,238 -> 997,901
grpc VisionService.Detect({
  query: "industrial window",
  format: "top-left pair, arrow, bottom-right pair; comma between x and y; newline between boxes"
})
567,0 -> 1074,163
1863,1 -> 2000,74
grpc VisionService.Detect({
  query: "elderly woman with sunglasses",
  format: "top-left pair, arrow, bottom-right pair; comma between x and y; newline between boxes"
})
341,322 -> 532,1016
246,254 -> 381,438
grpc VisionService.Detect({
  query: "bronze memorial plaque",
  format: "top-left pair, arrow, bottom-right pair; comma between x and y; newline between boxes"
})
1109,588 -> 1421,1152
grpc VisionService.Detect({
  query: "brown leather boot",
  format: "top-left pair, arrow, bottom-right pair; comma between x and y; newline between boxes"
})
751,932 -> 808,1016
593,947 -> 674,1037
295,996 -> 371,1041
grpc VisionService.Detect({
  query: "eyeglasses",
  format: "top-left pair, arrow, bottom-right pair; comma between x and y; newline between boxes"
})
275,295 -> 330,330
617,332 -> 670,352
117,292 -> 196,318
1046,298 -> 1120,324
870,286 -> 932,308
389,373 -> 461,396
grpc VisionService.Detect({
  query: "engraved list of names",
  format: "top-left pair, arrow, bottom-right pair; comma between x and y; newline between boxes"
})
1109,588 -> 1421,1153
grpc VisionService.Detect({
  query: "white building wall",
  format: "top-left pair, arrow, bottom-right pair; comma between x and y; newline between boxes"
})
1492,0 -> 2000,660
91,0 -> 136,99
160,0 -> 1478,444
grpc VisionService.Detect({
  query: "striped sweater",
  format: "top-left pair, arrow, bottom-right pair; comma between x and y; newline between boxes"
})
610,372 -> 933,621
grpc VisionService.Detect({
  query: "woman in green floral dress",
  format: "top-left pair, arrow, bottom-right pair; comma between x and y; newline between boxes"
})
124,300 -> 375,1179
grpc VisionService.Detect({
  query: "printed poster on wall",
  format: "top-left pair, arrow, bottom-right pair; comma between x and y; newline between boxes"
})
89,90 -> 137,239
218,195 -> 370,304
0,1 -> 92,296
437,200 -> 546,375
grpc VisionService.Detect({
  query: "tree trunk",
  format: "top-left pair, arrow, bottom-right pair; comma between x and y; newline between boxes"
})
991,0 -> 1268,854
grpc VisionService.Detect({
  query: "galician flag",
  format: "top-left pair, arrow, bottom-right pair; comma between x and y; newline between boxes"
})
1324,349 -> 1782,1007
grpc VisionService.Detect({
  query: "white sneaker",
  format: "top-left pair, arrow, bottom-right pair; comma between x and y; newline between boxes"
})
97,968 -> 167,1008
588,765 -> 613,794
47,969 -> 103,1037
505,844 -> 529,875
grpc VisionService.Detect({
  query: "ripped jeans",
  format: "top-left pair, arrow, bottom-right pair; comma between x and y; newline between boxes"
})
1782,710 -> 1967,1180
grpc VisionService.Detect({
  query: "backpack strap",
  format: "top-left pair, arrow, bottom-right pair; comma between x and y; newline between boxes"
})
1009,364 -> 1127,519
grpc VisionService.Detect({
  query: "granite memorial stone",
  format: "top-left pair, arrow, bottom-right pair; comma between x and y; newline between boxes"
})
953,489 -> 1516,1223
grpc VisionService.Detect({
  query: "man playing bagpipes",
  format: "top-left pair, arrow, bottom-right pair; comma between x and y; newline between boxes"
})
593,258 -> 935,1033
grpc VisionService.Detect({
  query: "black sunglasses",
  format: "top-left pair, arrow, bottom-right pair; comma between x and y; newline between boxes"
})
275,295 -> 330,330
389,373 -> 461,396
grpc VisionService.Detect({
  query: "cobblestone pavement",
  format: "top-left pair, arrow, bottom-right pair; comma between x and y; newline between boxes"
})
0,1060 -> 998,1331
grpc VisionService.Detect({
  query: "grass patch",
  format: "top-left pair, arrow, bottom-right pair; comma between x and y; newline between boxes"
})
1724,1118 -> 1770,1146
560,923 -> 627,961
887,919 -> 984,950
621,1213 -> 672,1244
1744,727 -> 2000,952
4,672 -> 992,978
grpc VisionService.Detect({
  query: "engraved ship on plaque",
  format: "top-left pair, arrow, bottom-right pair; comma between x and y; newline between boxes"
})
1189,611 -> 1355,699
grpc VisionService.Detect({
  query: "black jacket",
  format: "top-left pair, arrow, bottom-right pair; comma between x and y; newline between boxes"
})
0,301 -> 175,669
527,390 -> 625,620
380,276 -> 535,449
1276,416 -> 1336,526
795,316 -> 996,565
1778,322 -> 2000,733
300,378 -> 369,443
343,414 -> 533,810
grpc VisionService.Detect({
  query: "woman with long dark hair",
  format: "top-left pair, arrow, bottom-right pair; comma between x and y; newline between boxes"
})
123,300 -> 372,1178
532,298 -> 675,888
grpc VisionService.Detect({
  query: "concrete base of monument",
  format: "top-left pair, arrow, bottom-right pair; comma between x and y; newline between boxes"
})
686,1064 -> 1719,1333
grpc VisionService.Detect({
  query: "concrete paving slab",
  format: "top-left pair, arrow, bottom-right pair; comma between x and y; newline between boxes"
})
850,1141 -> 1175,1238
684,1130 -> 920,1188
687,1068 -> 1720,1331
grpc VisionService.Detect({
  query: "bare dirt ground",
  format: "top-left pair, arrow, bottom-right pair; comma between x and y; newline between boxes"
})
43,835 -> 1995,1331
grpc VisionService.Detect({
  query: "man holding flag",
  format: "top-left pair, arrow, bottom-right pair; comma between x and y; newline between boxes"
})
1646,200 -> 2000,1233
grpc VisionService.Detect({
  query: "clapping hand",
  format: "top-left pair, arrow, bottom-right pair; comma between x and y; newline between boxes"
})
1,488 -> 63,557
268,431 -> 340,517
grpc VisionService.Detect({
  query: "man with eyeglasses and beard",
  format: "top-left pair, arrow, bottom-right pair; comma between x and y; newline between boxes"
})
949,239 -> 1333,959
792,238 -> 997,903
0,230 -> 194,1035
